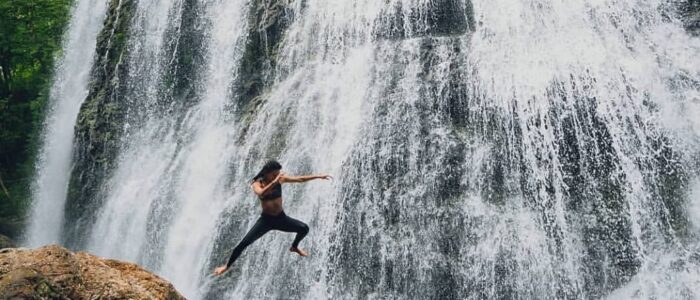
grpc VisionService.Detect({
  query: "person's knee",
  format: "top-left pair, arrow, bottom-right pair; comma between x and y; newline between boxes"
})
300,223 -> 309,235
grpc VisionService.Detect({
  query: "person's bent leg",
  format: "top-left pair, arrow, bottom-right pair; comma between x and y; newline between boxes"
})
226,217 -> 270,268
291,220 -> 309,248
273,213 -> 309,249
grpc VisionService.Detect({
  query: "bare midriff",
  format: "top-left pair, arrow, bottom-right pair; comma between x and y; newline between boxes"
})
260,197 -> 283,215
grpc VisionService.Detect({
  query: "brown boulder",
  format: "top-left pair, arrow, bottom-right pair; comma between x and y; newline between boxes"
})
0,245 -> 186,300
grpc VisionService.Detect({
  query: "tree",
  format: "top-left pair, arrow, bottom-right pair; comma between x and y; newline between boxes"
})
0,0 -> 71,236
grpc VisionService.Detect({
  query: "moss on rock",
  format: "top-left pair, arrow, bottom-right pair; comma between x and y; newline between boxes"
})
235,0 -> 292,109
63,0 -> 134,249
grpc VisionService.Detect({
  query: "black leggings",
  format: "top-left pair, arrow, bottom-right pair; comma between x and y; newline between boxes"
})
226,211 -> 309,268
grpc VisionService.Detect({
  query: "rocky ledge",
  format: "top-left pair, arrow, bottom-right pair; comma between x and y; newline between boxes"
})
0,245 -> 185,300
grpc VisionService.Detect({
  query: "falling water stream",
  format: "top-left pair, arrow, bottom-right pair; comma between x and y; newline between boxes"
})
26,0 -> 700,299
24,0 -> 108,247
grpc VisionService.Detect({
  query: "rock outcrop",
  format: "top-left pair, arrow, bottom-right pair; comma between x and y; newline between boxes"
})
0,234 -> 15,249
64,0 -> 134,250
376,0 -> 474,40
0,216 -> 23,240
683,0 -> 700,35
0,245 -> 185,300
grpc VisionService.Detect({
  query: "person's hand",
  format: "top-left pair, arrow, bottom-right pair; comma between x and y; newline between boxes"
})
213,265 -> 228,276
319,174 -> 333,180
274,172 -> 286,183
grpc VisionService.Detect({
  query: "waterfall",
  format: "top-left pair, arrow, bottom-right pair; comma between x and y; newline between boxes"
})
27,0 -> 700,299
83,0 -> 184,261
24,0 -> 108,247
71,0 -> 250,297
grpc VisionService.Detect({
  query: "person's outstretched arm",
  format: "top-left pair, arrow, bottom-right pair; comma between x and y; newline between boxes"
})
281,174 -> 332,183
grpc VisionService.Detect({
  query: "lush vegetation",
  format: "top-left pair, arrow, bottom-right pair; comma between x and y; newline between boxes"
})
0,0 -> 72,237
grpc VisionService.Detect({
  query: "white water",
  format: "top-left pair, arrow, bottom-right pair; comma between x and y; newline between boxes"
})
29,0 -> 700,299
24,0 -> 108,247
158,0 -> 249,295
213,1 -> 380,297
469,0 -> 700,296
80,0 -> 250,298
85,0 -> 183,264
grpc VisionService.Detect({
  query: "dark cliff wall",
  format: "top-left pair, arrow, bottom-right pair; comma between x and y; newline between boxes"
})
684,0 -> 700,35
63,0 -> 209,249
63,0 -> 134,249
234,0 -> 294,141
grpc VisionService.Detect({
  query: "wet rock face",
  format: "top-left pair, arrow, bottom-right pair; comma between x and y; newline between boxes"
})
64,0 -> 134,249
376,0 -> 475,39
233,0 -> 294,142
0,217 -> 23,241
64,0 -> 208,249
683,0 -> 700,35
236,0 -> 293,109
0,245 -> 185,300
0,234 -> 15,250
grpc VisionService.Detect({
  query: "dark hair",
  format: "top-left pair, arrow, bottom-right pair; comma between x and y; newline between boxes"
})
252,160 -> 282,182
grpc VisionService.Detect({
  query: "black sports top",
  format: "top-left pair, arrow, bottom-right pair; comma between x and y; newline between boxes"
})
259,181 -> 282,201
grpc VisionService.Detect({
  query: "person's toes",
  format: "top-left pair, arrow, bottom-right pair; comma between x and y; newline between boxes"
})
290,247 -> 308,256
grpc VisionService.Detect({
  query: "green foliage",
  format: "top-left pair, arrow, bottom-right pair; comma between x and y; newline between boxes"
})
0,0 -> 72,231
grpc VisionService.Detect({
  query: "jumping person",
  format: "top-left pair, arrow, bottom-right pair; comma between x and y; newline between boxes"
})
212,160 -> 332,276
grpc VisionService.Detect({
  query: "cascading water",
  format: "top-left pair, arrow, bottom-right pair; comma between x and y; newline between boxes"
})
24,0 -> 108,247
26,0 -> 700,299
77,0 -> 250,297
84,0 -> 184,261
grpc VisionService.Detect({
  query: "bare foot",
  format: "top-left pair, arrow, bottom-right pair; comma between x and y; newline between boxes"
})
289,247 -> 308,257
213,265 -> 228,276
